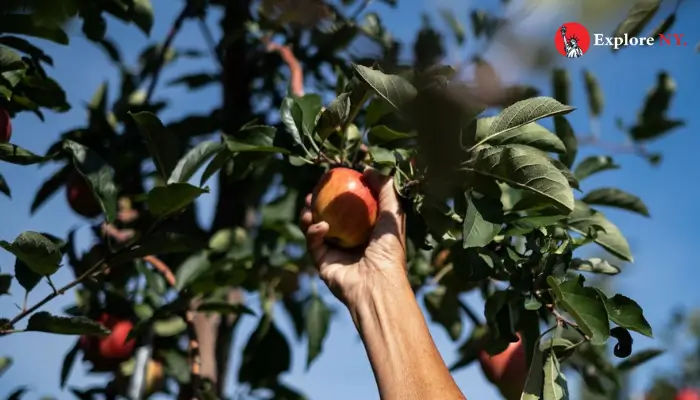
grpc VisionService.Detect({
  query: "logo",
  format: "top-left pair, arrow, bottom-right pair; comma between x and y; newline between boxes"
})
556,21 -> 688,57
555,22 -> 590,58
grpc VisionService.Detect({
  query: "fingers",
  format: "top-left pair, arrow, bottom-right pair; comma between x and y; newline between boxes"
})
300,200 -> 329,268
363,167 -> 400,214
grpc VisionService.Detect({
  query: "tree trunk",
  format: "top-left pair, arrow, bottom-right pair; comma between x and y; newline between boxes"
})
192,0 -> 253,396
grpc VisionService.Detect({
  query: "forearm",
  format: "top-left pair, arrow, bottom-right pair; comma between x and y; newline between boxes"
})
348,270 -> 466,400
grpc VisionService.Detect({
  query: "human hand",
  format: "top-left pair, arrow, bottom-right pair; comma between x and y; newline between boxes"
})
300,168 -> 407,307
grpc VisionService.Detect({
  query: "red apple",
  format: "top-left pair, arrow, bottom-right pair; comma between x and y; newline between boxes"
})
311,167 -> 378,248
677,388 -> 700,400
66,172 -> 102,218
0,107 -> 11,143
478,334 -> 527,400
80,313 -> 136,369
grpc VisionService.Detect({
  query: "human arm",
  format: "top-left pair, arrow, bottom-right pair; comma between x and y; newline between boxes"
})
300,169 -> 466,400
349,267 -> 466,400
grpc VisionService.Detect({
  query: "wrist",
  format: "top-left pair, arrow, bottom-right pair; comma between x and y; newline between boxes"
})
345,267 -> 413,328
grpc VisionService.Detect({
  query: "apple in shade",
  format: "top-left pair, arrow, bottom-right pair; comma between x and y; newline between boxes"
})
677,388 -> 700,400
311,167 -> 378,249
0,107 -> 11,143
478,334 -> 528,400
80,313 -> 136,370
66,172 -> 102,218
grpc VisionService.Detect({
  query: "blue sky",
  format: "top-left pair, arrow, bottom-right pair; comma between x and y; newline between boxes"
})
1,0 -> 699,399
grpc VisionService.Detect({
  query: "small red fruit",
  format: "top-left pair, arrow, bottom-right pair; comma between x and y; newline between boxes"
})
80,313 -> 136,370
478,334 -> 527,400
677,388 -> 700,400
66,172 -> 102,218
311,167 -> 378,248
0,107 -> 11,143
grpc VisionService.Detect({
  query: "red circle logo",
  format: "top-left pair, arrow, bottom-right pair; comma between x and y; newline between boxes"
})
555,22 -> 590,58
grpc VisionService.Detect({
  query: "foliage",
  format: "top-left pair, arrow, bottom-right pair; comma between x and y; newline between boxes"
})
0,0 -> 691,399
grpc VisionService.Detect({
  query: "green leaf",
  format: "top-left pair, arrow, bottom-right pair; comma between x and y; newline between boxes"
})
547,275 -> 610,345
294,94 -> 323,139
167,73 -> 219,90
368,146 -> 395,166
130,112 -> 180,180
573,156 -> 619,181
168,141 -> 224,184
225,125 -> 289,154
30,165 -> 71,215
439,8 -> 466,45
543,350 -> 569,400
174,251 -> 210,291
130,0 -> 154,35
581,188 -> 649,217
475,97 -> 574,148
351,64 -> 417,111
114,229 -> 207,263
367,125 -> 415,144
582,70 -> 603,116
0,173 -> 10,198
0,274 -> 11,295
596,291 -> 653,337
62,140 -> 118,222
475,117 -> 567,154
554,117 -> 577,168
153,316 -> 187,337
648,13 -> 676,39
280,97 -> 308,154
0,357 -> 11,378
570,258 -> 620,275
424,286 -> 462,341
306,295 -> 331,369
199,147 -> 232,186
26,312 -> 110,336
0,143 -> 46,165
630,118 -> 684,142
238,314 -> 291,386
463,144 -> 575,212
316,93 -> 351,140
611,0 -> 661,50
0,14 -> 69,45
0,36 -> 53,65
616,348 -> 664,371
566,201 -> 633,262
462,192 -> 501,248
147,183 -> 208,218
196,301 -> 255,316
0,46 -> 25,73
14,258 -> 41,293
521,346 -> 544,400
60,341 -> 80,388
0,231 -> 62,276
5,386 -> 28,400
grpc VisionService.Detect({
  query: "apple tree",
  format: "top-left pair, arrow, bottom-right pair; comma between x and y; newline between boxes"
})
0,0 -> 690,399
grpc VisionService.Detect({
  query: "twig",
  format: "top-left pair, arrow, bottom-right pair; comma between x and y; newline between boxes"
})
261,37 -> 304,97
546,303 -> 591,341
0,238 -> 139,330
145,4 -> 193,102
431,264 -> 453,285
146,255 -> 200,399
185,310 -> 202,399
458,299 -> 483,326
143,256 -> 176,287
350,0 -> 373,20
197,17 -> 222,66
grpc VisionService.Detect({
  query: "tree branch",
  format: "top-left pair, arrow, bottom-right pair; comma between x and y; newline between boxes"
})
261,36 -> 304,97
145,4 -> 193,102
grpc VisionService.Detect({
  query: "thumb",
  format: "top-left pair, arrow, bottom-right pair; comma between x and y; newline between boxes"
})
363,168 -> 400,214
